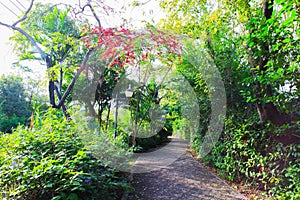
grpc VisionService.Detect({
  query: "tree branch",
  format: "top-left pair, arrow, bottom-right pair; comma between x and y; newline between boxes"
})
57,48 -> 95,108
0,21 -> 46,59
76,1 -> 102,27
86,2 -> 102,27
137,0 -> 152,6
12,0 -> 34,27
54,83 -> 70,119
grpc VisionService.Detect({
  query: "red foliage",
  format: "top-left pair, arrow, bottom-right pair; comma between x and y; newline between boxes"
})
83,26 -> 182,70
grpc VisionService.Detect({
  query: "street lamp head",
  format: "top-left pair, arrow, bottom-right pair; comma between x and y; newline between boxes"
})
125,84 -> 133,98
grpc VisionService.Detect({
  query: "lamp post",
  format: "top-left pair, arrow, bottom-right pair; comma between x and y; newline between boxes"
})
113,84 -> 133,138
125,84 -> 133,99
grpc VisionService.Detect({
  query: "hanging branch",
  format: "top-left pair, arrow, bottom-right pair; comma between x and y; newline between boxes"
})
137,67 -> 171,128
54,84 -> 70,119
0,23 -> 46,59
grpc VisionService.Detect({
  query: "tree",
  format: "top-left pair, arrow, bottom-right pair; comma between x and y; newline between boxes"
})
73,48 -> 124,128
75,25 -> 182,144
159,0 -> 300,139
0,0 -> 181,123
0,75 -> 31,133
246,0 -> 300,127
0,0 -> 98,118
159,1 -> 300,197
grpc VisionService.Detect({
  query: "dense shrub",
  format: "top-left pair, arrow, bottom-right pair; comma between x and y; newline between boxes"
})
0,114 -> 28,133
0,109 -> 130,200
128,118 -> 173,152
130,130 -> 171,152
198,111 -> 300,199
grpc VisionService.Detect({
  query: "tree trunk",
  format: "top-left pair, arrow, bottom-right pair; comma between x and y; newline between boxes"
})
250,0 -> 300,145
105,102 -> 111,130
132,91 -> 141,146
250,0 -> 291,127
46,56 -> 56,108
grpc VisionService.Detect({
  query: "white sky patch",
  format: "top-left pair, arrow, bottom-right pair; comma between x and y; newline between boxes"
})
0,30 -> 15,75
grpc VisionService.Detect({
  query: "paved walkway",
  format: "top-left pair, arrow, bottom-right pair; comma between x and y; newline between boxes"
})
126,137 -> 246,200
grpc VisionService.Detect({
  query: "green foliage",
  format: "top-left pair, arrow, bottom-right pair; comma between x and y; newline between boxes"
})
10,3 -> 86,109
0,75 -> 31,133
2,0 -> 299,198
160,0 -> 300,198
124,80 -> 172,151
201,110 -> 300,198
116,108 -> 172,152
12,3 -> 81,62
245,0 -> 300,110
0,114 -> 27,134
73,47 -> 126,128
0,109 -> 130,200
128,119 -> 172,152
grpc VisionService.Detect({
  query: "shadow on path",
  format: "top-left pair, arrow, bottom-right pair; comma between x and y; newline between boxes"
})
126,137 -> 246,200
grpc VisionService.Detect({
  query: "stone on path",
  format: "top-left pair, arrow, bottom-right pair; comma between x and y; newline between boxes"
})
126,137 -> 246,200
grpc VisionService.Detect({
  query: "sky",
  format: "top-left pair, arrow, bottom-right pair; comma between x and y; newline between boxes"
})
0,0 -> 25,75
0,0 -> 165,76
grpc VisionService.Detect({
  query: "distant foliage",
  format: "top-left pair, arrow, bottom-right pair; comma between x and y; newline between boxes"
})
0,75 -> 31,133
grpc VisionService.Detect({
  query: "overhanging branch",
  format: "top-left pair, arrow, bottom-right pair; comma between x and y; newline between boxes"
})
0,21 -> 46,59
77,1 -> 102,28
12,0 -> 34,27
86,1 -> 102,28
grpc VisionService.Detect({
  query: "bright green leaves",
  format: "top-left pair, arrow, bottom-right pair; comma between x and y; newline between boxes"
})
34,5 -> 76,36
159,0 -> 207,35
57,8 -> 70,33
282,37 -> 291,43
9,3 -> 86,111
245,0 -> 299,110
160,0 -> 299,198
11,3 -> 81,65
0,110 -> 130,199
19,51 -> 39,61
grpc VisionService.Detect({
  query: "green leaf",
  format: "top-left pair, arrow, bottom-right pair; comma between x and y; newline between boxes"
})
67,193 -> 79,200
283,38 -> 291,43
45,183 -> 53,188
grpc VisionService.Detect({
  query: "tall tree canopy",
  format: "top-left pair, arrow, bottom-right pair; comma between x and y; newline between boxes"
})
0,1 -> 98,118
159,0 -> 299,139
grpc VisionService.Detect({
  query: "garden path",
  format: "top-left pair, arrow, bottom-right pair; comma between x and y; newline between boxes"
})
125,137 -> 246,200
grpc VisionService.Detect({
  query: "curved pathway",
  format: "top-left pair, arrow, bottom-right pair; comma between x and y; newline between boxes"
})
126,137 -> 246,200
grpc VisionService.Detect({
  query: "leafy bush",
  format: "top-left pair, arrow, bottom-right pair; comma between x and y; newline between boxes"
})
0,109 -> 130,200
198,111 -> 300,199
0,114 -> 28,133
127,118 -> 172,152
115,105 -> 173,152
